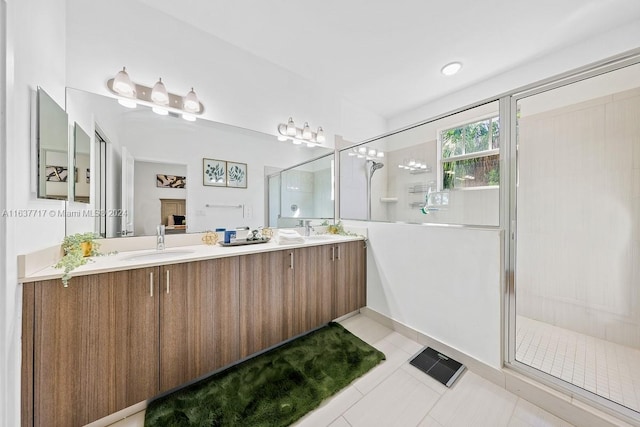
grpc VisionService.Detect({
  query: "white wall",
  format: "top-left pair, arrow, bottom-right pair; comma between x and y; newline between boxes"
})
362,222 -> 503,369
65,0 -> 387,146
2,1 -> 66,427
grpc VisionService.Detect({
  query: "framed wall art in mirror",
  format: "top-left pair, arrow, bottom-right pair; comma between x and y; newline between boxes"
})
227,161 -> 247,188
203,158 -> 226,187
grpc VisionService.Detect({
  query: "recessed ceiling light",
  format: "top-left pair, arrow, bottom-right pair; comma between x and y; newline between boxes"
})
441,62 -> 462,76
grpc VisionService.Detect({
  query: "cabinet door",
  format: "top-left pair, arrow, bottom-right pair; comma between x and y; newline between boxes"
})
32,268 -> 158,427
160,258 -> 240,392
293,245 -> 334,335
334,241 -> 367,318
239,250 -> 294,358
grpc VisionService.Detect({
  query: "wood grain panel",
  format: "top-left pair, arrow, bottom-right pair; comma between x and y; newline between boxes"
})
34,275 -> 114,427
113,267 -> 159,408
239,250 -> 294,358
159,263 -> 191,392
334,241 -> 366,318
159,258 -> 240,392
21,282 -> 35,427
293,245 -> 334,335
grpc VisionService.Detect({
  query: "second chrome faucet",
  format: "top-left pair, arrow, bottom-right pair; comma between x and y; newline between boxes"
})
156,224 -> 165,250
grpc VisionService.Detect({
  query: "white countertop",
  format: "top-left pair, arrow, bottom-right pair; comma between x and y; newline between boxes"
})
21,234 -> 365,283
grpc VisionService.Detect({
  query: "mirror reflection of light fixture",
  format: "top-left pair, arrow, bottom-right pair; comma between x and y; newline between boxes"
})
106,67 -> 204,121
277,117 -> 325,147
398,158 -> 431,173
348,146 -> 384,159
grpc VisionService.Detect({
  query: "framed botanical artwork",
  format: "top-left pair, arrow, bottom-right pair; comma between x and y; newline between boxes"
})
227,161 -> 247,188
203,158 -> 227,187
156,174 -> 186,188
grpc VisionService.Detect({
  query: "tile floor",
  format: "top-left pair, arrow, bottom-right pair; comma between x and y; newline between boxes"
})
516,315 -> 640,413
109,314 -> 574,427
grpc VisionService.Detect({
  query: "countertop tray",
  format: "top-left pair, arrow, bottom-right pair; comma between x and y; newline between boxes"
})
218,239 -> 270,247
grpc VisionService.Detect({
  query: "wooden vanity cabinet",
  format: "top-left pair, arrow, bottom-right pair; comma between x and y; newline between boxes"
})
25,267 -> 158,427
239,251 -> 295,358
159,257 -> 240,392
22,240 -> 366,427
292,245 -> 335,335
333,241 -> 367,318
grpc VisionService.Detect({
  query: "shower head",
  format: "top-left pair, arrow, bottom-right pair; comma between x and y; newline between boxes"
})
368,160 -> 385,174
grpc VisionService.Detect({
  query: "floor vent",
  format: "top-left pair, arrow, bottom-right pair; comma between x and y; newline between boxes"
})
409,347 -> 465,387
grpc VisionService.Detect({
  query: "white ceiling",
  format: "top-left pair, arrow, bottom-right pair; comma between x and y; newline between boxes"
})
136,0 -> 640,119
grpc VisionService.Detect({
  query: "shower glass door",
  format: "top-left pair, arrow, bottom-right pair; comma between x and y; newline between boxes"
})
512,61 -> 640,415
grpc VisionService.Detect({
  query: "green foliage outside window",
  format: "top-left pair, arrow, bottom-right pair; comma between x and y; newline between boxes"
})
441,117 -> 500,189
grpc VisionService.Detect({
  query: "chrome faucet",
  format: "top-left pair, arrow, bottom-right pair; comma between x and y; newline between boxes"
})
156,225 -> 165,250
299,220 -> 312,237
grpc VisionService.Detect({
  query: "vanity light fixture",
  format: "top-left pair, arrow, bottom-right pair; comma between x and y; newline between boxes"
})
441,61 -> 462,76
277,117 -> 325,147
151,78 -> 169,105
183,88 -> 200,113
107,67 -> 205,121
112,67 -> 136,97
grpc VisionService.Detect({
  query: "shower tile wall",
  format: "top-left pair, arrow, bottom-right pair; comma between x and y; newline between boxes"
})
517,87 -> 640,349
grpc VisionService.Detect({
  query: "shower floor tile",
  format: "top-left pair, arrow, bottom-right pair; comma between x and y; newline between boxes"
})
516,315 -> 640,413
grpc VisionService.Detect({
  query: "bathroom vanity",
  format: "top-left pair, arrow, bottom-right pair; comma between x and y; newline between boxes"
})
20,236 -> 366,427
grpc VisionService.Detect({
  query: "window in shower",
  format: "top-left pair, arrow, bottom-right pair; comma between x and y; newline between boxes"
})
439,116 -> 499,190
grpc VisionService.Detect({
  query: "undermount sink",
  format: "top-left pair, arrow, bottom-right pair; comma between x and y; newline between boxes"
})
121,249 -> 195,262
305,234 -> 339,241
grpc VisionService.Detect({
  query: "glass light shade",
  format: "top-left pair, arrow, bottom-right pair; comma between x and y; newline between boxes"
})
302,122 -> 312,140
358,146 -> 367,154
377,151 -> 384,158
409,159 -> 416,166
151,78 -> 169,105
286,117 -> 296,136
277,134 -> 288,141
113,67 -> 135,96
368,149 -> 376,156
183,88 -> 200,113
316,127 -> 325,143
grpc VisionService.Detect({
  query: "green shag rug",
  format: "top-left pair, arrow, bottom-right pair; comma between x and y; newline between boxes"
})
144,322 -> 385,426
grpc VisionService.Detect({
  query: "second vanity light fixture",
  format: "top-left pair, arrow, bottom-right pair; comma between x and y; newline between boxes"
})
107,67 -> 204,122
277,117 -> 325,147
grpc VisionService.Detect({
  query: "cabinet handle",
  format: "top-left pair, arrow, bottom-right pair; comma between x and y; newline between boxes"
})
337,245 -> 341,260
149,271 -> 154,297
166,270 -> 170,294
289,252 -> 294,269
331,246 -> 335,261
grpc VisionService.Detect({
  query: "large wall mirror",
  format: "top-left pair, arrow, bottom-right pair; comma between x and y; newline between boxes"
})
37,87 -> 69,200
269,153 -> 335,227
64,88 -> 332,238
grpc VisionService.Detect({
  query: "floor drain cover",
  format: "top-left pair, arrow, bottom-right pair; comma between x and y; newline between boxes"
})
409,347 -> 465,387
